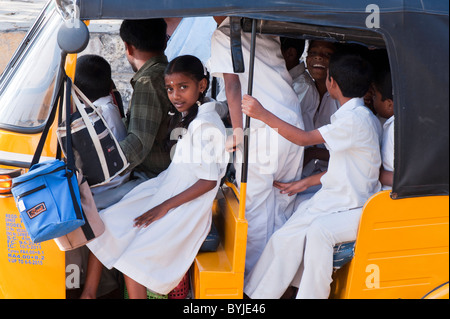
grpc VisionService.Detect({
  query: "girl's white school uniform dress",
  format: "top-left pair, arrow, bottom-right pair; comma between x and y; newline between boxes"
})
208,18 -> 304,276
87,100 -> 227,294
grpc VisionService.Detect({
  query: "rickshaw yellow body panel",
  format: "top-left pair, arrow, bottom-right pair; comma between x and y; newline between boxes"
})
192,185 -> 248,299
0,127 -> 59,165
0,55 -> 78,298
0,196 -> 65,298
330,191 -> 449,299
422,282 -> 449,299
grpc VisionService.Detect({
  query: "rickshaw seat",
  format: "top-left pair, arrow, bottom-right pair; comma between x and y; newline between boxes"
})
192,185 -> 247,299
333,241 -> 356,270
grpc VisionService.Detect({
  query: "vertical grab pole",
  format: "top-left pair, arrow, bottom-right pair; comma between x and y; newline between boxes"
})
238,18 -> 257,221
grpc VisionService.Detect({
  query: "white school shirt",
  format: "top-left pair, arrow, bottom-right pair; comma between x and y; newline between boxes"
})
301,90 -> 340,177
381,115 -> 395,190
90,95 -> 129,195
290,62 -> 319,132
165,17 -> 217,65
313,92 -> 340,129
93,95 -> 127,141
304,97 -> 382,214
207,18 -> 302,129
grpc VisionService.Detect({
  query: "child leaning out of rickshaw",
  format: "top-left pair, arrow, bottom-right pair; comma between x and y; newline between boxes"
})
83,55 -> 228,299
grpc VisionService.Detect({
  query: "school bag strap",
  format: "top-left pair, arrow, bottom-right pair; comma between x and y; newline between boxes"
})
63,76 -> 94,239
63,76 -> 76,174
30,78 -> 64,167
71,85 -> 111,181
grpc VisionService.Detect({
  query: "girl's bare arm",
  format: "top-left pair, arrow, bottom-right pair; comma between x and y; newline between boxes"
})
134,179 -> 217,228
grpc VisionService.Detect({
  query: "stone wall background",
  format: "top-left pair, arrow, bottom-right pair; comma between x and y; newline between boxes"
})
1,0 -> 133,107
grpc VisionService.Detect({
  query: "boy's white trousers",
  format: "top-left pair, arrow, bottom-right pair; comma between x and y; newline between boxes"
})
235,124 -> 304,277
244,203 -> 363,299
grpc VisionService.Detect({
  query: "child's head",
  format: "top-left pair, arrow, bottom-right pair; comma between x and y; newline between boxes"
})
280,37 -> 306,71
164,55 -> 209,129
74,54 -> 112,102
327,52 -> 373,99
306,40 -> 336,83
120,19 -> 167,53
372,67 -> 394,119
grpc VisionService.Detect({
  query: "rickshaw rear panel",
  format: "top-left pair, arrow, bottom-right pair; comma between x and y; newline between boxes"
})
330,192 -> 449,299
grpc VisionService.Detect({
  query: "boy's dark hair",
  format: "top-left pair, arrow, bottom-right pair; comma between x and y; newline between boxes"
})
280,37 -> 306,59
373,67 -> 393,101
328,52 -> 373,98
371,50 -> 392,101
74,54 -> 112,102
120,18 -> 167,52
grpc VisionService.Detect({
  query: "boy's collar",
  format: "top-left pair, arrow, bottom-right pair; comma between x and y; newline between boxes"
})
384,115 -> 395,126
93,95 -> 114,106
338,97 -> 365,111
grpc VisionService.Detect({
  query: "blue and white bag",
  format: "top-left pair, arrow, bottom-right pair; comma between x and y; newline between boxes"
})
11,76 -> 86,243
11,160 -> 85,243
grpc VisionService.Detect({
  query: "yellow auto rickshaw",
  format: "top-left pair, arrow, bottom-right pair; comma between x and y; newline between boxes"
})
0,0 -> 448,299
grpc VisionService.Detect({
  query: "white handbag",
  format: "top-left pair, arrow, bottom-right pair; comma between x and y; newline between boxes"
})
57,85 -> 129,187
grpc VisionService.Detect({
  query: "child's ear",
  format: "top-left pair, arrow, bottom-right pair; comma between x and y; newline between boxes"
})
199,78 -> 208,93
328,75 -> 337,89
386,98 -> 394,115
124,42 -> 133,55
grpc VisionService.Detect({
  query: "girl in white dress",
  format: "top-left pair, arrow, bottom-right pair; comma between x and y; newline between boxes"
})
83,55 -> 227,299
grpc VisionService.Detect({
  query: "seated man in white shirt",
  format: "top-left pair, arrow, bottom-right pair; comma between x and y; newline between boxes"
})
241,52 -> 382,299
279,40 -> 340,211
301,40 -> 340,178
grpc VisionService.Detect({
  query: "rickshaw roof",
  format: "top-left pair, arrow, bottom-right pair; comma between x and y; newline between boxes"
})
75,0 -> 449,199
76,0 -> 448,20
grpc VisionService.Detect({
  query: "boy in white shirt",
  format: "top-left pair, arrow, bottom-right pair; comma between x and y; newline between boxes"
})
71,54 -> 130,298
279,40 -> 340,212
74,54 -> 130,202
301,41 -> 340,179
241,52 -> 382,299
372,67 -> 394,189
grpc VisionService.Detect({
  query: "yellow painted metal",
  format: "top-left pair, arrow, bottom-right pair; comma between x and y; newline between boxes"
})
0,196 -> 65,298
238,182 -> 247,220
422,282 -> 449,299
330,191 -> 449,299
192,185 -> 248,298
0,106 -> 64,299
0,49 -> 80,298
